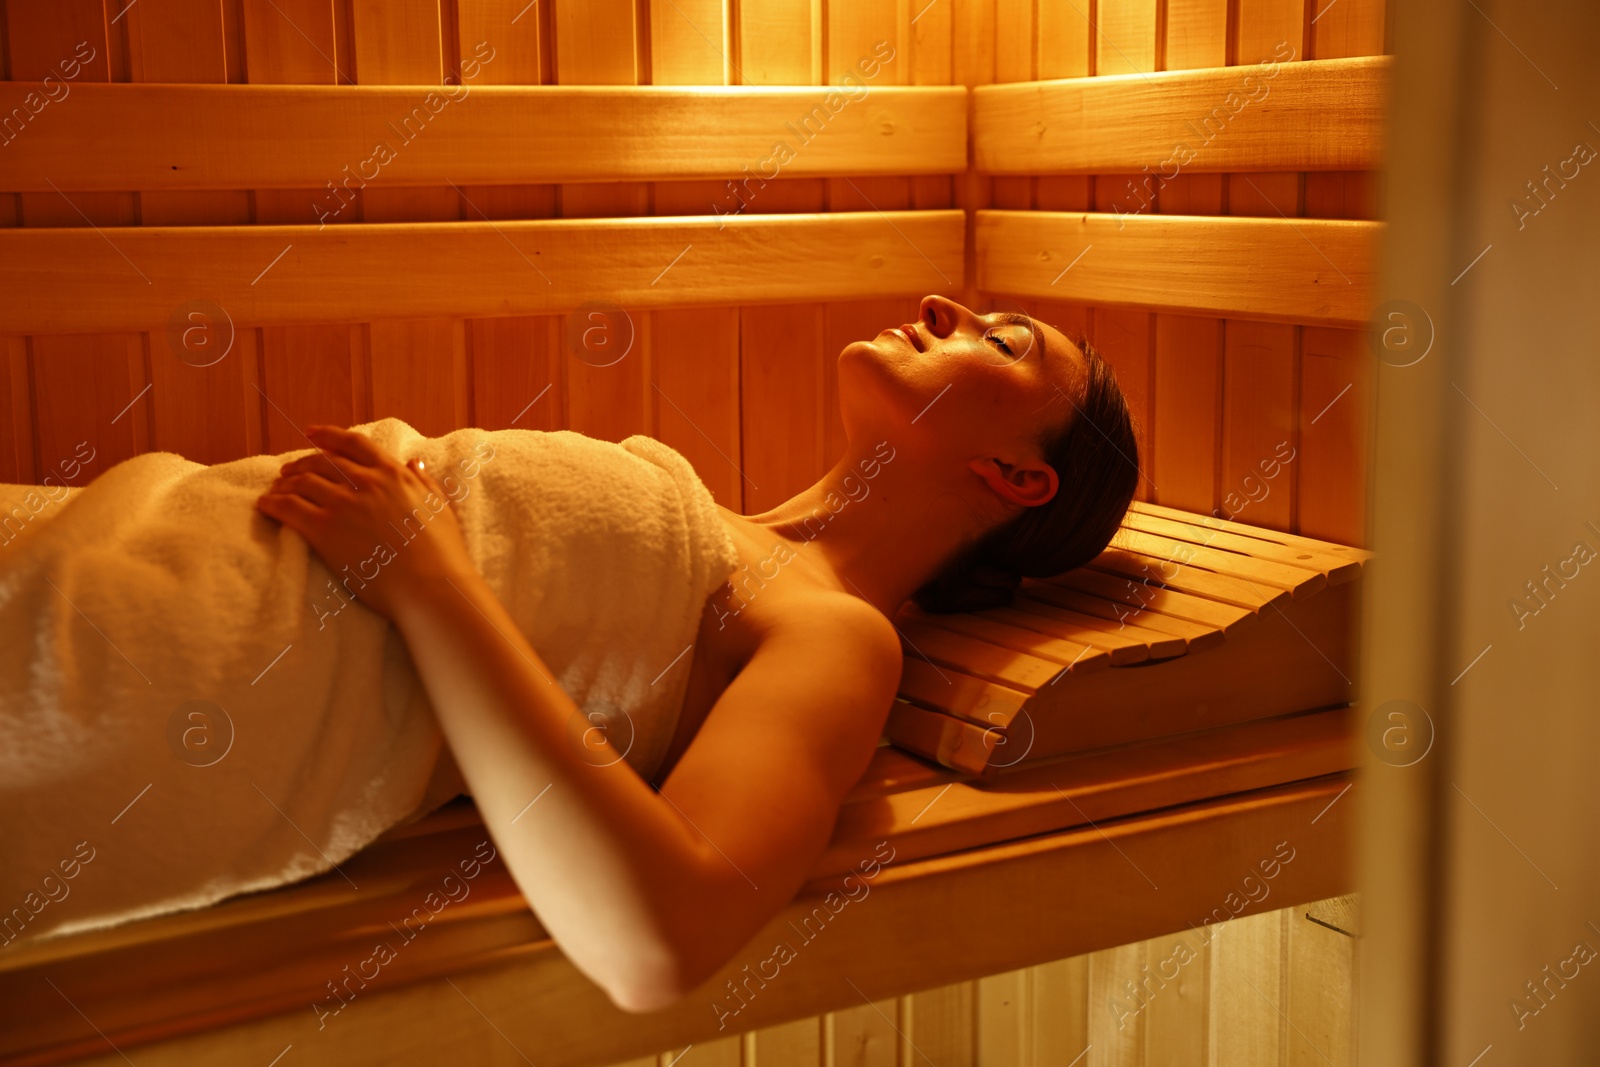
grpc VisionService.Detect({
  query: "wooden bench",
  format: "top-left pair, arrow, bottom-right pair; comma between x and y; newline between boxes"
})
0,506 -> 1367,1067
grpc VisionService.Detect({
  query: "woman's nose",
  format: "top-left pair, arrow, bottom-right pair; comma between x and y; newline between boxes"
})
919,294 -> 971,339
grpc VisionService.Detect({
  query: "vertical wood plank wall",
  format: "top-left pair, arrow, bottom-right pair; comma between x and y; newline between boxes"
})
0,1 -> 1375,1063
0,0 -> 1381,537
980,0 -> 1386,548
0,0 -> 926,517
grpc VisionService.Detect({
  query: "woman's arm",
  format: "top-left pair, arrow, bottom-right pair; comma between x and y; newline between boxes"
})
388,568 -> 723,1007
258,425 -> 905,1009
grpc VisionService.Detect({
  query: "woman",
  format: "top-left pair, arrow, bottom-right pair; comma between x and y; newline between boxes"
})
255,294 -> 1140,1012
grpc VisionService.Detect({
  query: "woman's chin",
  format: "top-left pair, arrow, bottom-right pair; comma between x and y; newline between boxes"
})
840,336 -> 922,383
838,344 -> 904,397
839,337 -> 893,362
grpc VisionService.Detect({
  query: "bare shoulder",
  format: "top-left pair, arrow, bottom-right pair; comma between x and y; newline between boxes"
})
731,592 -> 903,798
764,591 -> 903,680
664,590 -> 905,810
754,592 -> 905,748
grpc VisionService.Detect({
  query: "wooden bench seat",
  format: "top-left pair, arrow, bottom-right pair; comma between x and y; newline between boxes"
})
2,771 -> 1354,1066
0,506 -> 1367,1066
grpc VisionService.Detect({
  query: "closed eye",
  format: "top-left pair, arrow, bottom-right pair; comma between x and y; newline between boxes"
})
985,330 -> 1016,357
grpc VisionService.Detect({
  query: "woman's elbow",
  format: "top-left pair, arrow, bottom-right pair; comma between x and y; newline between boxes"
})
591,942 -> 703,1015
607,976 -> 683,1015
586,876 -> 759,1012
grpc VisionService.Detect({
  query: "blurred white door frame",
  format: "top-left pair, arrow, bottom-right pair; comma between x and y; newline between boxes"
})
1362,0 -> 1600,1063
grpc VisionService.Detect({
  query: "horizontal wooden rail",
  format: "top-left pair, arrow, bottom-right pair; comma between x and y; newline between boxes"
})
0,84 -> 967,192
973,55 -> 1388,175
977,210 -> 1380,327
0,211 -> 965,333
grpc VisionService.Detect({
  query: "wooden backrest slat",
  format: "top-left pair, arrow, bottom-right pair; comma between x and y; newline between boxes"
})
1130,500 -> 1373,568
880,700 -> 1004,771
1041,567 -> 1258,632
1121,509 -> 1365,582
989,604 -> 1181,659
894,615 -> 1106,690
988,602 -> 1189,659
1016,583 -> 1229,651
1089,547 -> 1288,611
915,608 -> 1146,667
1113,527 -> 1330,596
893,659 -> 1034,729
908,604 -> 1145,662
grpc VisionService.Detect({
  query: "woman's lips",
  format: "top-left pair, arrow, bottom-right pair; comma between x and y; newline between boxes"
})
883,325 -> 923,352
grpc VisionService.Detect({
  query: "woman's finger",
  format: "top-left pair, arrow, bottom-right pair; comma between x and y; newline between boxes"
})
408,458 -> 447,499
282,448 -> 370,491
277,451 -> 334,481
255,489 -> 328,533
274,471 -> 351,509
306,424 -> 390,469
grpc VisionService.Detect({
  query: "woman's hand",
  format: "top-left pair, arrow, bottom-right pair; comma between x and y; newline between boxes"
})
255,424 -> 475,622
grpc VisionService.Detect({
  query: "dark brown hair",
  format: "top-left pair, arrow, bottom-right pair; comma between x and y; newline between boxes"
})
911,335 -> 1141,614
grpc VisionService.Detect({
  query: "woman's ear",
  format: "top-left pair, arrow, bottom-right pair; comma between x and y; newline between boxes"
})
968,454 -> 1059,508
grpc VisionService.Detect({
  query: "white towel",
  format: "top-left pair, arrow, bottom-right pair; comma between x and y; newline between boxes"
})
0,417 -> 739,946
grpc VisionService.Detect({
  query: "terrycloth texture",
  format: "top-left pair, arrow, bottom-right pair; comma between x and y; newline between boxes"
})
0,418 -> 739,946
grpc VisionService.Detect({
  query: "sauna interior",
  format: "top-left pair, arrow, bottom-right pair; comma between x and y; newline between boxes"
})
0,0 -> 1411,1063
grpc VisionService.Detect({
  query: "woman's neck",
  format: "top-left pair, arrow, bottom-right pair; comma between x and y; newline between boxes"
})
741,442 -> 986,621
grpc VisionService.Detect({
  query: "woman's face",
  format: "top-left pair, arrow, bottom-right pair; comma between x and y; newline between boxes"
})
837,294 -> 1083,463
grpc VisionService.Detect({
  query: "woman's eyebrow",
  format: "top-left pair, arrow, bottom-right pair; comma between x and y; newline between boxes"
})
994,311 -> 1048,364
